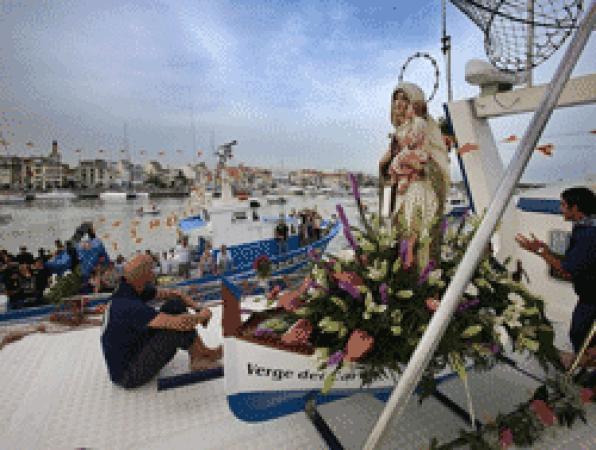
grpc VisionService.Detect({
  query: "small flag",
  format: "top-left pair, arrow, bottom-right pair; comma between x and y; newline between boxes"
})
135,238 -> 143,244
140,150 -> 146,155
25,141 -> 34,148
159,151 -> 165,156
197,150 -> 203,157
457,142 -> 479,156
176,149 -> 182,153
99,149 -> 105,153
75,148 -> 82,153
536,143 -> 554,156
501,135 -> 518,143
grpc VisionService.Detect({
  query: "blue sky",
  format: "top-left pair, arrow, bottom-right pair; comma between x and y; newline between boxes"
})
0,0 -> 594,181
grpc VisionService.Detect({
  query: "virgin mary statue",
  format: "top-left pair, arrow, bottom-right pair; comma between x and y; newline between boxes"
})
379,82 -> 450,269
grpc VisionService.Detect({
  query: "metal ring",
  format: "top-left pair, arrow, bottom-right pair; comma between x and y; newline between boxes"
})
398,52 -> 441,102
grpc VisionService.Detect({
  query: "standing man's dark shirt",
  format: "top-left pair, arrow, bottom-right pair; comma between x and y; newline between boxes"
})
562,217 -> 596,305
100,282 -> 158,383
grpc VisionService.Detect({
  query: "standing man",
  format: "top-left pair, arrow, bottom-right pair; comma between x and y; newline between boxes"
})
275,215 -> 289,255
100,255 -> 222,389
516,187 -> 596,366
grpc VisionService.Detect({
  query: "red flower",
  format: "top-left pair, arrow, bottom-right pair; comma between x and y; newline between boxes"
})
333,272 -> 364,288
425,297 -> 440,312
344,329 -> 374,362
530,399 -> 556,426
499,428 -> 513,448
267,285 -> 282,300
281,319 -> 313,345
580,388 -> 594,404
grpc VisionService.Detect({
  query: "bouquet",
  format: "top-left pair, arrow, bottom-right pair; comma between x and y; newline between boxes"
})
253,254 -> 272,279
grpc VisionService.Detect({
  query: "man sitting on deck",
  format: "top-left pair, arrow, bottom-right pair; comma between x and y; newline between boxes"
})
101,255 -> 222,389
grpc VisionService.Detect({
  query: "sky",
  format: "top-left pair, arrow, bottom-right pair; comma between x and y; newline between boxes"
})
0,0 -> 594,182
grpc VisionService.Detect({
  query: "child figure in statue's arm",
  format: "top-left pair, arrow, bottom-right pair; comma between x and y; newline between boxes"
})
389,100 -> 429,194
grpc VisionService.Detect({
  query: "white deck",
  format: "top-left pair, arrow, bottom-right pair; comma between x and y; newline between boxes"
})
1,300 -> 595,449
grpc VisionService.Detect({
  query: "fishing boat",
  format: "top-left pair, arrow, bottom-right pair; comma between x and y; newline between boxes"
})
137,205 -> 161,216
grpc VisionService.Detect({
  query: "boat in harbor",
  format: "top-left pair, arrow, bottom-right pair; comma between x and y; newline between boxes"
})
34,190 -> 76,200
0,193 -> 26,204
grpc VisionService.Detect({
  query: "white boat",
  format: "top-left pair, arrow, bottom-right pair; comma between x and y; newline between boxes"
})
34,190 -> 76,200
0,193 -> 25,204
99,191 -> 127,201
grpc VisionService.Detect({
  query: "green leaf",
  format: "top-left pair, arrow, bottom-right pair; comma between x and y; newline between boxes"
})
461,325 -> 482,338
322,372 -> 336,394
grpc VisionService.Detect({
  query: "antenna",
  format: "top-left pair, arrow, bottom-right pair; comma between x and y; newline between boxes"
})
442,0 -> 453,101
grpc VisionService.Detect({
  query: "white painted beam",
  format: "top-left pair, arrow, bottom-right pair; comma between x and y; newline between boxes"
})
473,73 -> 596,119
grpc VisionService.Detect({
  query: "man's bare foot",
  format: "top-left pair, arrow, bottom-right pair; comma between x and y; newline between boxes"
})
189,341 -> 223,361
189,358 -> 222,372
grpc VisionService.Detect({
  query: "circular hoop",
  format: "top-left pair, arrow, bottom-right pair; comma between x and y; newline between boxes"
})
398,52 -> 440,102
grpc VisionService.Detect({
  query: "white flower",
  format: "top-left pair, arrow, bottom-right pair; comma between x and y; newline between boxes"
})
465,283 -> 479,296
507,292 -> 525,307
366,260 -> 387,281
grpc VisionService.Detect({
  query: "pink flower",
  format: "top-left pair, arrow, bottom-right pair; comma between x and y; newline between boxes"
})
580,388 -> 594,404
344,330 -> 374,362
499,428 -> 513,448
530,399 -> 556,426
277,277 -> 311,312
425,297 -> 440,312
281,319 -> 313,345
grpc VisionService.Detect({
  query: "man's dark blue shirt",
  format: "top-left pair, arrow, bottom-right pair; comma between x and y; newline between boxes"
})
100,281 -> 158,383
562,217 -> 596,305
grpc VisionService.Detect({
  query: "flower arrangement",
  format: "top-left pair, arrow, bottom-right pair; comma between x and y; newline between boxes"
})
46,267 -> 83,304
269,174 -> 562,396
253,254 -> 272,279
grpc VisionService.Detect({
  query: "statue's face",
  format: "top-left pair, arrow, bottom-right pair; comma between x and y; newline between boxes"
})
392,90 -> 409,126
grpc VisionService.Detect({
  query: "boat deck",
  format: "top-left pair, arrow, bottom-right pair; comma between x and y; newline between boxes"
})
0,300 -> 594,449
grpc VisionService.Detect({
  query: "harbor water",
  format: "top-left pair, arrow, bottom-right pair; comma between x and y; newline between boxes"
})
0,194 -> 373,258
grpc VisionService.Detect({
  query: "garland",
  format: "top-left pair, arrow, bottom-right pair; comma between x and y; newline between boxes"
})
430,374 -> 594,449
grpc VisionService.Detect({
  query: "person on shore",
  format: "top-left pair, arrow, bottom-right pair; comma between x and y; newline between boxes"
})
100,255 -> 222,389
216,244 -> 233,274
4,259 -> 25,310
515,186 -> 596,367
159,251 -> 171,275
198,242 -> 215,278
114,254 -> 126,276
31,257 -> 50,304
275,215 -> 289,255
176,237 -> 191,279
16,246 -> 34,266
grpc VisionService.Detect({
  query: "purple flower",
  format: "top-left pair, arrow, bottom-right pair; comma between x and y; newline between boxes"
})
336,204 -> 359,252
338,281 -> 361,300
457,298 -> 481,312
348,173 -> 361,202
418,260 -> 436,285
327,350 -> 345,366
440,218 -> 449,235
399,239 -> 408,262
308,247 -> 321,261
379,283 -> 388,304
254,327 -> 275,338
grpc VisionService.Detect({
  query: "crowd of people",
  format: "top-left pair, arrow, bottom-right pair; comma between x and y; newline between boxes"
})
274,208 -> 326,255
